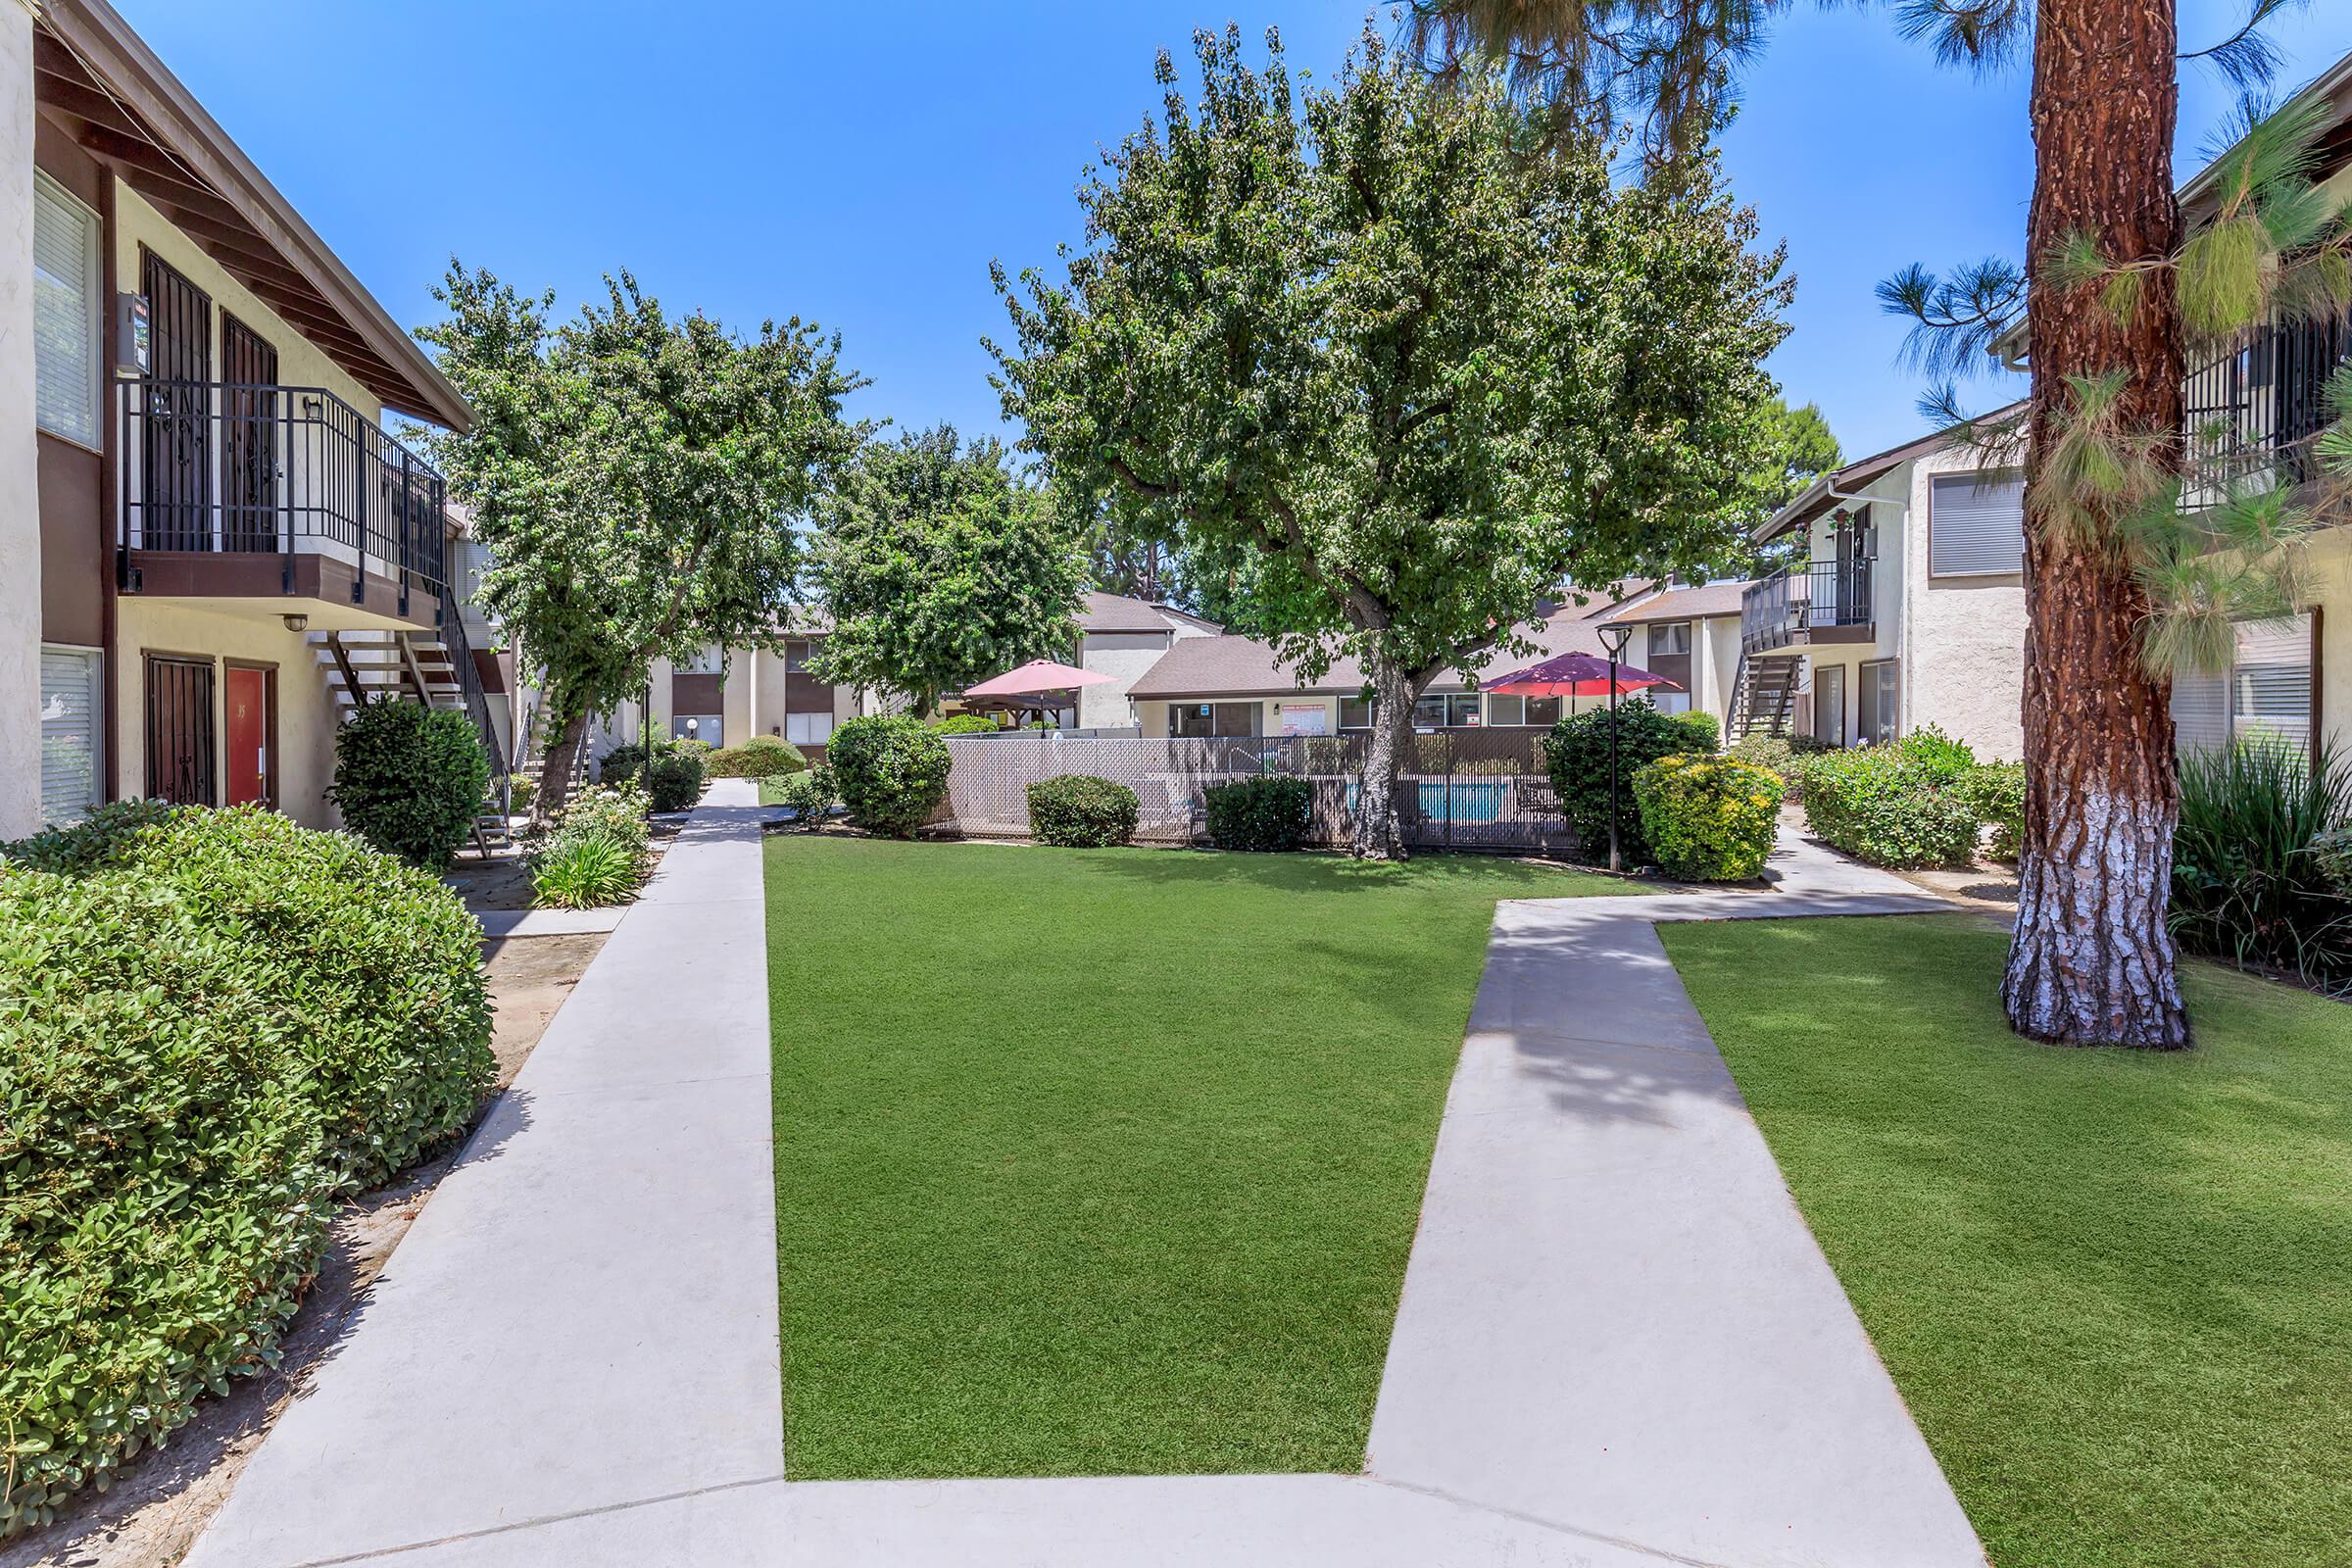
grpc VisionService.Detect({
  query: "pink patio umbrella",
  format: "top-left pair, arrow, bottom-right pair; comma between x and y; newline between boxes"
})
959,659 -> 1115,729
1482,649 -> 1681,700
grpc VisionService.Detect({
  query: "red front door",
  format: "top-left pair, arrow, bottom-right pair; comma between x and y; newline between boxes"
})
225,664 -> 271,808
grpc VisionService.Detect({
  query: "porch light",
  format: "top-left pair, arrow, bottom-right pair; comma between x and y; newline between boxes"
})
282,613 -> 310,632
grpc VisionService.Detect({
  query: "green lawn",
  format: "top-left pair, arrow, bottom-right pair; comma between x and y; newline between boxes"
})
1661,914 -> 2352,1568
763,837 -> 1610,1479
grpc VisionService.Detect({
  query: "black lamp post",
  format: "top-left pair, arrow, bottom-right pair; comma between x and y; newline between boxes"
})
1596,622 -> 1632,872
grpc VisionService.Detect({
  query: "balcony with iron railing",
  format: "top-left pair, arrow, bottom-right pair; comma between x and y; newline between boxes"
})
2181,308 -> 2352,509
115,377 -> 450,628
1741,557 -> 1875,655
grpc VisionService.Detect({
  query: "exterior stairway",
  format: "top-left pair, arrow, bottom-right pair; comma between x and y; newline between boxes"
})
1731,651 -> 1802,741
311,625 -> 514,853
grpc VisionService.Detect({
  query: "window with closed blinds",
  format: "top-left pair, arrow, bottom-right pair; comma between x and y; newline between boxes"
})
2172,612 -> 2315,760
33,175 -> 101,448
39,646 -> 103,826
1930,471 -> 2027,577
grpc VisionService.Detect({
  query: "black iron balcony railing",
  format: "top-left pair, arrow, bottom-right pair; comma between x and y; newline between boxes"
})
1741,557 -> 1874,654
116,377 -> 449,610
2182,309 -> 2352,508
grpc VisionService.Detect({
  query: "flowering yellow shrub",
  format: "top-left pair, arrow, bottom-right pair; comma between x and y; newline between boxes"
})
1631,755 -> 1784,881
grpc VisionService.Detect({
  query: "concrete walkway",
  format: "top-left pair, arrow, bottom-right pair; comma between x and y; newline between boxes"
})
189,811 -> 1985,1567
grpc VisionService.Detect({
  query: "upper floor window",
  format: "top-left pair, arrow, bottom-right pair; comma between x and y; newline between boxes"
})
33,174 -> 102,449
784,639 -> 812,673
676,645 -> 723,675
1929,471 -> 2026,577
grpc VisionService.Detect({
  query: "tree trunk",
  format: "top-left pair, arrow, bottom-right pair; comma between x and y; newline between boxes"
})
2002,0 -> 2189,1048
1350,652 -> 1418,860
537,708 -> 592,819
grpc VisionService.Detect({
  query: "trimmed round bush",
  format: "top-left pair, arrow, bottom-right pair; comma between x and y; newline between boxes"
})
327,697 -> 490,869
0,806 -> 493,1535
644,748 -> 708,812
1962,760 -> 2026,862
827,714 -> 953,838
1800,747 -> 1984,868
707,736 -> 808,779
1669,709 -> 1722,754
1632,755 -> 1784,882
1541,699 -> 1707,866
1204,775 -> 1312,852
772,765 -> 838,829
1027,774 -> 1141,848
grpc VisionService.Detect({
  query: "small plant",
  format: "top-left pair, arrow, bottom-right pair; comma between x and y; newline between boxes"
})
707,735 -> 809,779
1962,761 -> 2027,862
327,697 -> 490,869
2315,824 -> 2352,896
506,774 -> 537,817
1028,774 -> 1141,848
530,829 -> 644,909
1670,709 -> 1722,753
2172,739 -> 2352,988
1541,698 -> 1708,865
1800,747 -> 1983,868
773,765 -> 839,828
1633,755 -> 1784,881
536,781 -> 652,859
645,748 -> 708,811
931,713 -> 1004,735
1205,774 -> 1313,852
1892,723 -> 1978,781
827,714 -> 953,838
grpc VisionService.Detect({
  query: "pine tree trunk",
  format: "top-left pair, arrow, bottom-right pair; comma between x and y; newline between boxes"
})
2002,0 -> 2190,1048
1351,653 -> 1416,860
538,709 -> 592,819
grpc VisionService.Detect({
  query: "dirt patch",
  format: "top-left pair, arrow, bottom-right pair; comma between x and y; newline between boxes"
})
2,932 -> 605,1568
441,849 -> 534,911
1898,862 -> 2022,915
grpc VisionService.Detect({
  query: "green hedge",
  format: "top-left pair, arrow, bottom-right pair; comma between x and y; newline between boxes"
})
327,698 -> 489,870
0,805 -> 493,1536
1633,755 -> 1784,881
1204,775 -> 1312,852
1726,731 -> 1832,801
707,736 -> 808,779
1027,774 -> 1141,848
931,713 -> 1004,735
1670,709 -> 1722,754
1962,761 -> 2026,862
1800,736 -> 1983,869
644,750 -> 707,812
827,715 -> 952,838
1542,699 -> 1706,866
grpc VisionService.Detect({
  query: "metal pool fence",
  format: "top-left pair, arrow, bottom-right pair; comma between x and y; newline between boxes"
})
927,730 -> 1578,854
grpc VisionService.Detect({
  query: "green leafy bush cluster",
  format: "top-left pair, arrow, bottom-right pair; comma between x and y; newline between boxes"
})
2172,739 -> 2352,989
1204,775 -> 1313,852
1799,733 -> 1983,869
598,739 -> 707,809
1669,709 -> 1721,753
1962,761 -> 2026,862
0,805 -> 493,1535
1027,774 -> 1141,848
1725,731 -> 1832,800
524,783 -> 651,908
1632,755 -> 1784,881
706,735 -> 808,779
506,774 -> 537,817
772,765 -> 839,829
327,697 -> 490,869
931,713 -> 1004,735
828,715 -> 952,838
1542,699 -> 1709,866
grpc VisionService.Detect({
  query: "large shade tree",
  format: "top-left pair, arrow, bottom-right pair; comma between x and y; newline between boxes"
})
808,425 -> 1086,717
1408,0 -> 2322,1046
418,265 -> 864,811
992,26 -> 1789,858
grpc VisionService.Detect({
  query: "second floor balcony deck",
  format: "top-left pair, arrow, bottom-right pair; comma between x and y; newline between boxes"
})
1741,557 -> 1876,655
115,377 -> 450,631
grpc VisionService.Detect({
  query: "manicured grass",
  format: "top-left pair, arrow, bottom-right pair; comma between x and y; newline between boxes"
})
1661,914 -> 2352,1568
764,837 -> 1610,1479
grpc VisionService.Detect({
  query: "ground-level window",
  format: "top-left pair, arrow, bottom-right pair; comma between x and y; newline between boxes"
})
1412,694 -> 1482,729
1858,660 -> 1899,746
2172,612 -> 2317,762
786,711 -> 834,747
1482,693 -> 1562,727
1813,663 -> 1846,749
1170,701 -> 1259,738
1647,688 -> 1692,716
39,645 -> 103,826
1340,695 -> 1373,730
673,713 -> 721,747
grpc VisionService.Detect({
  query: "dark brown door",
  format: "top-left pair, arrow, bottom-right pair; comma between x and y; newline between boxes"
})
145,654 -> 217,806
221,315 -> 278,552
141,249 -> 214,551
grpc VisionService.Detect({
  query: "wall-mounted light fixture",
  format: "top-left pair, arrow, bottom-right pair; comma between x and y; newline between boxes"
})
282,613 -> 310,632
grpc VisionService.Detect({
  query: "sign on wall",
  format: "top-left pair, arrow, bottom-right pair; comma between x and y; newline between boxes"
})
1277,704 -> 1328,737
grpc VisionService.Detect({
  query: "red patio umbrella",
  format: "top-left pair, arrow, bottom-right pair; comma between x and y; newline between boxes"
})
1483,649 -> 1681,699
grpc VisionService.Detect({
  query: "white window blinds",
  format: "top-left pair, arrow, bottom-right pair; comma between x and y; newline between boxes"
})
33,175 -> 101,448
2172,613 -> 2314,760
39,647 -> 103,826
1930,471 -> 2027,577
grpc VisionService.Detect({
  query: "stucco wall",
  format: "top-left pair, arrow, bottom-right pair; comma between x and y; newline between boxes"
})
2307,524 -> 2351,748
0,4 -> 42,838
1078,631 -> 1171,729
113,599 -> 343,827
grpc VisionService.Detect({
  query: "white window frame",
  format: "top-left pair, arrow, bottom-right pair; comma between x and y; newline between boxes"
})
39,643 -> 105,826
1929,468 -> 2028,579
33,172 -> 104,452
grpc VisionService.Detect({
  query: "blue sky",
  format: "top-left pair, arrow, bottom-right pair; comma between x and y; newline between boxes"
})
119,2 -> 2348,465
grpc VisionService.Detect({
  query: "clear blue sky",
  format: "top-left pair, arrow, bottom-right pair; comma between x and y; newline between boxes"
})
118,2 -> 2349,465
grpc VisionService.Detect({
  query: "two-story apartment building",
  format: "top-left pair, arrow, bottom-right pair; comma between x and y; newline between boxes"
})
5,0 -> 499,838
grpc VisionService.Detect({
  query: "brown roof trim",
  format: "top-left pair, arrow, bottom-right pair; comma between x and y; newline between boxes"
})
1756,403 -> 2027,542
35,1 -> 470,430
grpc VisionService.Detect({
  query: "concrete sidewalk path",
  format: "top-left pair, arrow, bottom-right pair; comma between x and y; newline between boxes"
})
187,780 -> 782,1568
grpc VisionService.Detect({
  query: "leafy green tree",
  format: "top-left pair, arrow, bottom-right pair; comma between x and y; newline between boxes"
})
808,425 -> 1086,717
992,26 -> 1789,858
1746,396 -> 1841,571
1407,0 -> 2321,1046
417,265 -> 863,813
